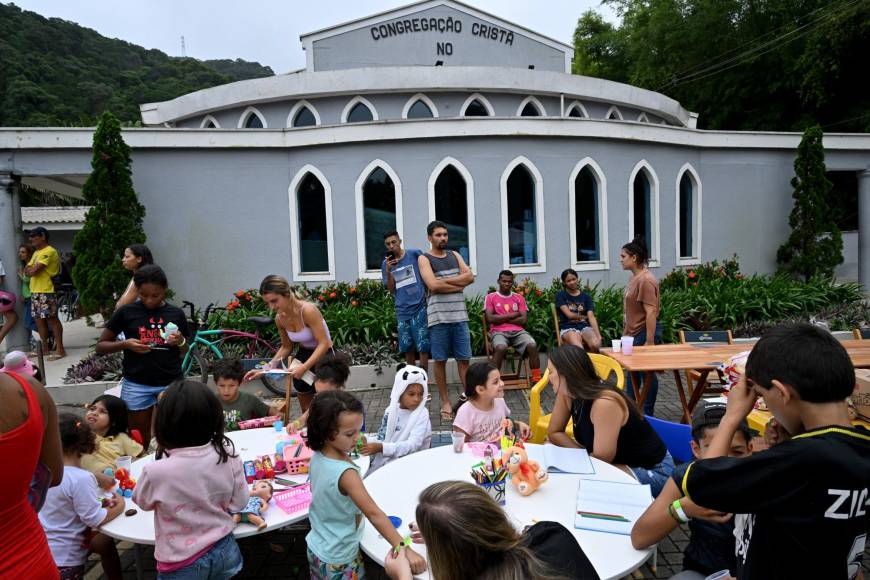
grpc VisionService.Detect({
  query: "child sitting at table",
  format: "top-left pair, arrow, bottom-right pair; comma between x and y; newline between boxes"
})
39,413 -> 125,580
546,345 -> 674,496
305,390 -> 426,578
215,358 -> 280,431
631,401 -> 754,579
362,364 -> 431,474
384,480 -> 600,580
664,323 -> 870,579
287,352 -> 353,432
452,362 -> 531,443
80,394 -> 144,489
134,380 -> 249,578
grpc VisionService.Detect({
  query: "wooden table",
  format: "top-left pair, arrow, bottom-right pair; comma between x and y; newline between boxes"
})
603,340 -> 870,423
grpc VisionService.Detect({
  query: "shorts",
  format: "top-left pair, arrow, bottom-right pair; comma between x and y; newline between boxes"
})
490,330 -> 536,356
292,347 -> 316,394
307,548 -> 366,580
559,324 -> 593,338
158,534 -> 242,580
31,292 -> 58,319
397,307 -> 430,354
120,377 -> 168,411
429,321 -> 471,361
58,565 -> 85,580
630,451 -> 675,498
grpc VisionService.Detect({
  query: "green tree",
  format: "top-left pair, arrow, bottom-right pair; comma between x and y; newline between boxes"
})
72,112 -> 146,314
776,125 -> 843,281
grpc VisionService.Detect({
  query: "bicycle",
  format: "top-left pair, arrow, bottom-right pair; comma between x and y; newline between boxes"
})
180,301 -> 286,395
55,283 -> 79,322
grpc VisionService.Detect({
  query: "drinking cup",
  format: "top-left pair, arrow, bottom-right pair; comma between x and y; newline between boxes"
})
621,336 -> 634,355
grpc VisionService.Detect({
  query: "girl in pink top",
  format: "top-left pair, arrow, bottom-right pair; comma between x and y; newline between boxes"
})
452,362 -> 531,443
133,380 -> 248,579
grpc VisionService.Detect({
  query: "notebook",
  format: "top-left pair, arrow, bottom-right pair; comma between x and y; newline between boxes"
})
524,444 -> 595,474
574,479 -> 652,535
264,358 -> 316,385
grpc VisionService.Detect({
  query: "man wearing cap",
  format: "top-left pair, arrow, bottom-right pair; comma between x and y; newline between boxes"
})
24,227 -> 66,360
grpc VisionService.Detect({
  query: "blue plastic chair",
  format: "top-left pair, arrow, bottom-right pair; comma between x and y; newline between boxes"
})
645,415 -> 693,463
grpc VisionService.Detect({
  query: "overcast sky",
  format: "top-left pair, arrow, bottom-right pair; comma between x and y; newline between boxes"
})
12,0 -> 617,73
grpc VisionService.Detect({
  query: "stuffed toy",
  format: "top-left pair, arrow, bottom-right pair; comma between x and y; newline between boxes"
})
503,446 -> 548,496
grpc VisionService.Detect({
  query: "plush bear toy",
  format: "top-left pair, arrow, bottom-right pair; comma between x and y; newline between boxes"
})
503,446 -> 548,496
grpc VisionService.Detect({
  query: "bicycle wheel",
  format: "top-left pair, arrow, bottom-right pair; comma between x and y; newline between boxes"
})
183,348 -> 210,384
262,372 -> 288,397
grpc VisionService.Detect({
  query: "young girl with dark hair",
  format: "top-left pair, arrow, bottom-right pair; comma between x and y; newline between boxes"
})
555,268 -> 602,351
620,236 -> 662,414
384,480 -> 600,580
39,413 -> 125,580
115,244 -> 154,309
452,362 -> 530,443
81,394 -> 143,489
133,380 -> 248,578
547,345 -> 673,497
97,264 -> 190,445
305,390 -> 426,578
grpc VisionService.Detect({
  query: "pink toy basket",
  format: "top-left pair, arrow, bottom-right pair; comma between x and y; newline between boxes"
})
273,483 -> 312,514
282,443 -> 314,474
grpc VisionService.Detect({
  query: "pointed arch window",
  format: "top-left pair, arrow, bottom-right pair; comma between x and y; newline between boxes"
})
461,94 -> 494,117
521,103 -> 540,117
628,161 -> 660,265
293,107 -> 317,127
568,106 -> 586,118
500,158 -> 546,272
289,166 -> 334,281
343,97 -> 377,124
517,96 -> 545,117
676,165 -> 702,264
238,107 -> 266,128
355,161 -> 402,276
200,115 -> 220,128
606,106 -> 623,121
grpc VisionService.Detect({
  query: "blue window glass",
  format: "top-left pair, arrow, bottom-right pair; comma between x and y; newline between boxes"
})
574,167 -> 600,262
244,113 -> 263,128
293,107 -> 316,127
347,102 -> 374,123
407,100 -> 433,119
506,165 -> 538,265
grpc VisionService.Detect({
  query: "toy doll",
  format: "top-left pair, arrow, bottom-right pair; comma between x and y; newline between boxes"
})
232,481 -> 273,530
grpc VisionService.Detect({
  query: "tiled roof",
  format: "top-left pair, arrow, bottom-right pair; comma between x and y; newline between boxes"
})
21,206 -> 90,225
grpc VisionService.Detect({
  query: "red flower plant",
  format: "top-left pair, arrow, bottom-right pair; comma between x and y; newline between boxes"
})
351,300 -> 358,307
234,290 -> 245,298
329,291 -> 337,299
318,295 -> 325,302
688,271 -> 697,279
349,287 -> 357,294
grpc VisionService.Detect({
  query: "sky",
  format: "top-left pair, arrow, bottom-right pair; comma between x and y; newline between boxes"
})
12,0 -> 618,73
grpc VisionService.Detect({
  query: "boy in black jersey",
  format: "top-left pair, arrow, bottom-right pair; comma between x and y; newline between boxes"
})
672,323 -> 869,579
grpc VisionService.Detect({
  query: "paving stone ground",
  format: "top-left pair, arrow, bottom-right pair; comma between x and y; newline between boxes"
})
74,373 -> 870,579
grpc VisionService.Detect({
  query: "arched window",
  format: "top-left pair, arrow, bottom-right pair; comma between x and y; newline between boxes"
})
461,93 -> 494,117
501,157 -> 545,272
566,102 -> 587,118
238,107 -> 266,129
637,112 -> 650,123
355,161 -> 402,276
293,107 -> 317,127
402,94 -> 438,119
569,159 -> 608,269
517,96 -> 545,117
628,160 -> 660,265
200,115 -> 220,128
429,159 -> 475,268
676,164 -> 702,264
289,167 -> 334,280
343,96 -> 377,124
605,106 -> 623,121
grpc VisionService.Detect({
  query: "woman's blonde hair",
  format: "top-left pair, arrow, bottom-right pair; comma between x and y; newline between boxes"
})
258,274 -> 297,299
416,481 -> 564,580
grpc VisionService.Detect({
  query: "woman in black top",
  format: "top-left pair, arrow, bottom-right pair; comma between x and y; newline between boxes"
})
547,345 -> 673,497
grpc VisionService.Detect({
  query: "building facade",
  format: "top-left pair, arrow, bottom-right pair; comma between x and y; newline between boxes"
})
1,0 -> 869,311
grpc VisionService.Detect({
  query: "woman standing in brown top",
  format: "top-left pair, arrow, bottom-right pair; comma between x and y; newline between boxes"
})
620,237 -> 661,416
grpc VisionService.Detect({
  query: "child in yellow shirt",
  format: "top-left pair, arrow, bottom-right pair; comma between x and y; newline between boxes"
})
81,394 -> 144,489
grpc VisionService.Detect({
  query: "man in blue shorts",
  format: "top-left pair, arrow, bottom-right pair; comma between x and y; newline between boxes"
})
382,231 -> 429,370
418,221 -> 474,420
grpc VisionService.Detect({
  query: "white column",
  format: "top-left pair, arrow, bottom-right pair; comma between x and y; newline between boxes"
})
0,173 -> 29,352
859,169 -> 870,290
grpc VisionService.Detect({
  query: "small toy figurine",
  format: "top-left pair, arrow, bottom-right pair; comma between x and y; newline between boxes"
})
254,458 -> 265,480
160,322 -> 179,341
503,446 -> 548,496
261,455 -> 275,480
114,467 -> 137,498
243,460 -> 256,484
349,435 -> 366,459
232,481 -> 273,530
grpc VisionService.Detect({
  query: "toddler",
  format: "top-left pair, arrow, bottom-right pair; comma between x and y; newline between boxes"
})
363,364 -> 431,474
306,390 -> 426,578
81,394 -> 143,489
214,358 -> 278,431
133,380 -> 249,579
287,353 -> 353,432
39,413 -> 125,580
453,362 -> 530,443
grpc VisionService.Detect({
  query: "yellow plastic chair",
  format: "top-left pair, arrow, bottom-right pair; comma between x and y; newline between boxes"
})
528,353 -> 625,444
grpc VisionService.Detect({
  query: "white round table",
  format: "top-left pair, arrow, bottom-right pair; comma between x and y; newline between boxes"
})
359,444 -> 653,580
100,428 -> 369,544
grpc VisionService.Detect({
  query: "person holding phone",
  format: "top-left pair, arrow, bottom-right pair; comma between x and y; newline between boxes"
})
381,231 -> 430,372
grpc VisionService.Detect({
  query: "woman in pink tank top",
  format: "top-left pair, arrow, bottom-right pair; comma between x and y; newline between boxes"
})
0,371 -> 64,579
243,275 -> 333,412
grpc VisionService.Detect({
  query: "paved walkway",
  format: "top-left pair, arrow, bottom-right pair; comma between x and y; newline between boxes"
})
63,372 -> 869,579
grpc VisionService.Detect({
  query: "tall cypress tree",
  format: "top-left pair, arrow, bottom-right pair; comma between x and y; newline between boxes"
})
72,111 -> 146,314
776,125 -> 843,281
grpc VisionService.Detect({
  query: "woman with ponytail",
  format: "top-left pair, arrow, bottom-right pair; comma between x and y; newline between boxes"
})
620,236 -> 662,415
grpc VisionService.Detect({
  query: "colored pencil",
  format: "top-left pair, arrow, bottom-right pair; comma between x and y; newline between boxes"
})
577,511 -> 630,523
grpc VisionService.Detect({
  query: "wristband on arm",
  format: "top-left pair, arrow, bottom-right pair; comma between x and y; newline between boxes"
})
669,499 -> 690,523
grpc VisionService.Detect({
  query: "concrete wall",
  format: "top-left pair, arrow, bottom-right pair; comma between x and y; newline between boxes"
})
837,231 -> 859,280
311,5 -> 567,73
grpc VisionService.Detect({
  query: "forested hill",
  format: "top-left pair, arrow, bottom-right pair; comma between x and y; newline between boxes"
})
573,0 -> 870,132
0,2 -> 274,127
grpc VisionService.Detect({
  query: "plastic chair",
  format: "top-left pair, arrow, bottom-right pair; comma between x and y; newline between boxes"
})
528,354 -> 625,444
550,303 -> 563,346
854,328 -> 870,340
482,313 -> 531,391
645,415 -> 693,463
